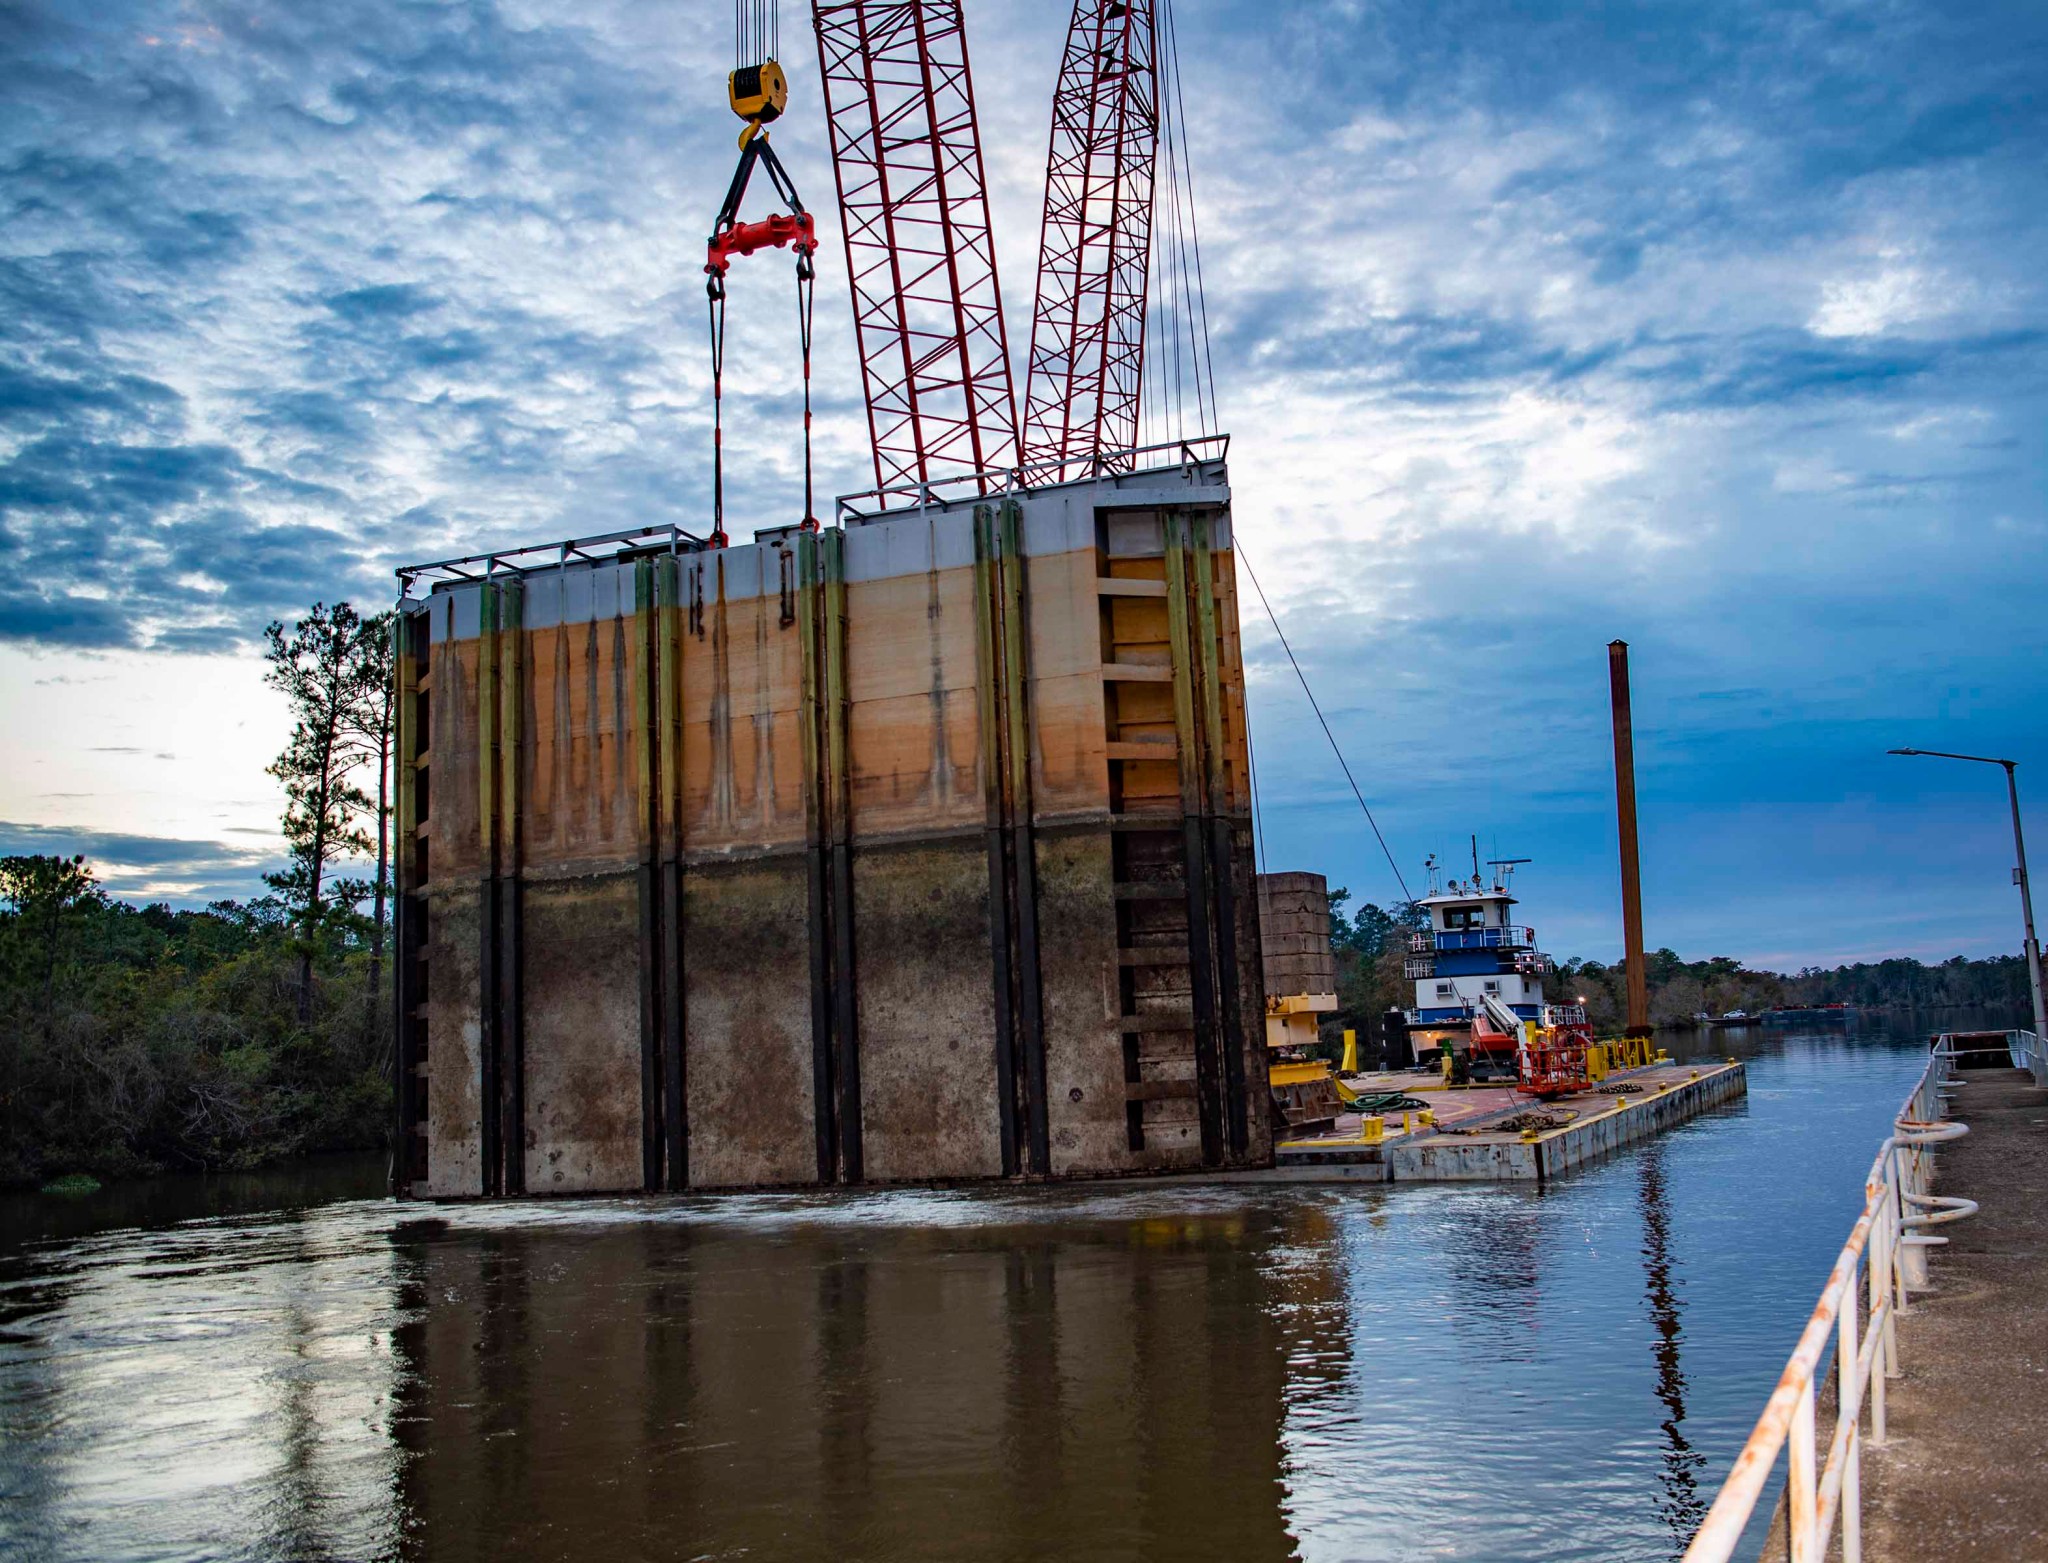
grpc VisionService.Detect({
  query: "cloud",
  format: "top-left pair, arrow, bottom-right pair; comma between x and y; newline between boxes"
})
0,0 -> 2042,963
0,818 -> 280,905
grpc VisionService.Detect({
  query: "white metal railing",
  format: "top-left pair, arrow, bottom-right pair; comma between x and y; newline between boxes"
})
1682,1035 -> 1994,1563
1407,926 -> 1538,953
2011,1028 -> 2046,1085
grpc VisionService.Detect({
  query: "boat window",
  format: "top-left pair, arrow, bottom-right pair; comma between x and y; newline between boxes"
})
1443,904 -> 1484,930
1434,983 -> 1454,998
1483,980 -> 1501,995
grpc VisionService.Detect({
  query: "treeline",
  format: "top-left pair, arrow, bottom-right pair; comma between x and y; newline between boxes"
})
1320,890 -> 2030,1042
2,602 -> 396,1190
0,858 -> 389,1187
1563,948 -> 2032,1030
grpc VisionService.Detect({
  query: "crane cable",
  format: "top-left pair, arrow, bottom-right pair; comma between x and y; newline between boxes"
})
705,243 -> 815,546
1146,0 -> 1218,449
1237,542 -> 1415,907
708,0 -> 815,545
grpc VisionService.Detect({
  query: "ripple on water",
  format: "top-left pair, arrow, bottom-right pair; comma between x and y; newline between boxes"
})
0,1024 -> 1964,1562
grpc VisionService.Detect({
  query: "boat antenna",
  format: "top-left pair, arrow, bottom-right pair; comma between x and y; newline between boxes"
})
1487,856 -> 1532,894
1471,835 -> 1481,884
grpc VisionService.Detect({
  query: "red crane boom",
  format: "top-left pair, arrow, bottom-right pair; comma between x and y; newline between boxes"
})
812,1 -> 1019,497
1021,0 -> 1159,481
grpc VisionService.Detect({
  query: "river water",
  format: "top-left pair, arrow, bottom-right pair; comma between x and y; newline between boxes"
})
0,1017 -> 1995,1562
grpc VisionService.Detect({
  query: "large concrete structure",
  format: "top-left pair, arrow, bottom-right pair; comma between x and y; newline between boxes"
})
391,450 -> 1270,1196
1256,871 -> 1338,1058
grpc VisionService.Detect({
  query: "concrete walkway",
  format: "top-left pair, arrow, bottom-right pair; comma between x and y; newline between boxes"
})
1857,1066 -> 2048,1560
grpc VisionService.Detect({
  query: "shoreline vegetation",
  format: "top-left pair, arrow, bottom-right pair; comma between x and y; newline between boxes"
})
3,601 -> 396,1193
0,597 -> 2028,1191
1,863 -> 2029,1189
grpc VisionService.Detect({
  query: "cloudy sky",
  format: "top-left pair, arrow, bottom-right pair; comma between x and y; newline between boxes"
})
2,0 -> 2043,968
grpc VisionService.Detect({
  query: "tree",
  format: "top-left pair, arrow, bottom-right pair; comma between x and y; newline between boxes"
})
263,603 -> 383,1021
1327,889 -> 1428,1048
0,854 -> 102,1039
341,612 -> 396,1029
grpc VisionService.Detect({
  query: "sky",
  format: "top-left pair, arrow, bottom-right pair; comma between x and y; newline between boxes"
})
1,0 -> 2044,968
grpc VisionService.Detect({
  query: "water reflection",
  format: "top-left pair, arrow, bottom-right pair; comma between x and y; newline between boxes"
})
387,1199 -> 1306,1562
1638,1144 -> 1707,1548
0,1023 -> 1985,1563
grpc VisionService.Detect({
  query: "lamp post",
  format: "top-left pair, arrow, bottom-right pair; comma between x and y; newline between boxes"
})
1888,748 -> 2047,1042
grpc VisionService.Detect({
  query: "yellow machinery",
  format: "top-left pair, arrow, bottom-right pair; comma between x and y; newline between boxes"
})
1266,991 -> 1342,1133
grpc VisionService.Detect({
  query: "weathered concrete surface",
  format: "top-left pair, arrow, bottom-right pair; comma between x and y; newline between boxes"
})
1038,826 -> 1135,1176
682,855 -> 819,1189
423,885 -> 483,1197
1854,1067 -> 2048,1562
853,837 -> 1001,1182
520,872 -> 643,1193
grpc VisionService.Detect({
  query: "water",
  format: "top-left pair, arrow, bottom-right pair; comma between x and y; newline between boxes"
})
0,1017 -> 1996,1562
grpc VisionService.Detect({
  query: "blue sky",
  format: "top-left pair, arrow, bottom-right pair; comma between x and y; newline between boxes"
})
1,0 -> 2043,967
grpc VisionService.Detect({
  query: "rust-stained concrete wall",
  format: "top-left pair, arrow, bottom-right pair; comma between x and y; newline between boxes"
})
397,455 -> 1267,1196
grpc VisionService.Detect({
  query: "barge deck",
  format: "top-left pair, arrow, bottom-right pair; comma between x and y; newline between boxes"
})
1264,1058 -> 1749,1184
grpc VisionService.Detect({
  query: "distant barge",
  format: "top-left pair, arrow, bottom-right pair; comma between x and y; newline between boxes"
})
1268,1057 -> 1748,1184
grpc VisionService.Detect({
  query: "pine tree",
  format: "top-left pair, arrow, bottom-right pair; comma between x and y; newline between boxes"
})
341,612 -> 396,1033
263,603 -> 382,1022
0,853 -> 101,1041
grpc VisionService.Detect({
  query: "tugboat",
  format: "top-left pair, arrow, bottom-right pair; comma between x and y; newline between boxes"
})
1403,844 -> 1590,1092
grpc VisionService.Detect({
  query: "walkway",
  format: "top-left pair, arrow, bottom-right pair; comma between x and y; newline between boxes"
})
1858,1065 -> 2048,1560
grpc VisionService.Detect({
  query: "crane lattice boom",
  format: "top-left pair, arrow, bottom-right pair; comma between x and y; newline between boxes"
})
813,1 -> 1018,496
1022,0 -> 1159,481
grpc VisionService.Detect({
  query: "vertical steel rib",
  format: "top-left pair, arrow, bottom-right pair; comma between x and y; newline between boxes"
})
633,561 -> 663,1191
824,530 -> 863,1180
997,502 -> 1050,1174
655,557 -> 688,1189
476,582 -> 502,1196
798,531 -> 839,1181
392,609 -> 424,1196
1164,514 -> 1223,1165
972,505 -> 1022,1175
1190,516 -> 1247,1155
498,579 -> 526,1193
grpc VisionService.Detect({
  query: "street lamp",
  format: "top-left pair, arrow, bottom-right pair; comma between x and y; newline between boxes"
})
1888,748 -> 2047,1042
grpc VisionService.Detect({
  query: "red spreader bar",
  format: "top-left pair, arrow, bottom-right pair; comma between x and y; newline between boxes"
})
707,211 -> 819,277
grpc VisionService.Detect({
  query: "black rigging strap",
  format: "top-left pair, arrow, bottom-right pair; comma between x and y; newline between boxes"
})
705,130 -> 817,547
